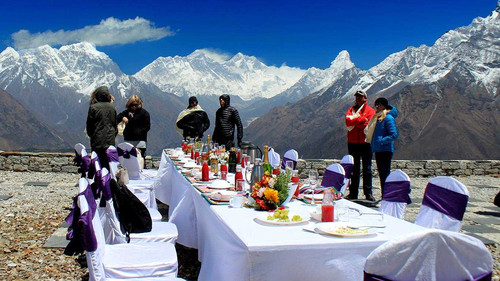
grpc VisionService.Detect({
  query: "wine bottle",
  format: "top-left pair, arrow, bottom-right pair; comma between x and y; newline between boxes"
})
228,147 -> 237,173
262,145 -> 272,175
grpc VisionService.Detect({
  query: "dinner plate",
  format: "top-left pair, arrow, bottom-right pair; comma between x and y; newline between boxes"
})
180,158 -> 192,164
183,162 -> 199,168
208,190 -> 237,202
316,222 -> 380,237
255,213 -> 309,225
304,193 -> 324,200
180,169 -> 191,175
208,179 -> 232,189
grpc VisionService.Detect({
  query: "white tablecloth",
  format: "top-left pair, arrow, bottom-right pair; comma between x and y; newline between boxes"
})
155,150 -> 426,281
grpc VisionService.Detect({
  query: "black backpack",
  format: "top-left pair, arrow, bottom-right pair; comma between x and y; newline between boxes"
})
109,179 -> 152,242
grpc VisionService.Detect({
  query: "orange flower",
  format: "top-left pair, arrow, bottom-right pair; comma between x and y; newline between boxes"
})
264,188 -> 279,203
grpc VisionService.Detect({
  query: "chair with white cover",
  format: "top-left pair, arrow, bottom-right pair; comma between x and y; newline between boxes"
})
75,146 -> 92,179
117,142 -> 157,180
96,168 -> 178,245
320,163 -> 345,191
281,149 -> 298,170
415,176 -> 469,232
76,178 -> 179,280
267,147 -> 281,169
364,229 -> 493,281
378,169 -> 411,219
106,146 -> 159,214
339,155 -> 354,195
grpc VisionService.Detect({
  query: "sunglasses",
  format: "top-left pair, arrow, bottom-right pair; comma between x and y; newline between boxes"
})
130,103 -> 139,107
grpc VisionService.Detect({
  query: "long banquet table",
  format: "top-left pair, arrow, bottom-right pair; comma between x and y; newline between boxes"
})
153,149 -> 426,281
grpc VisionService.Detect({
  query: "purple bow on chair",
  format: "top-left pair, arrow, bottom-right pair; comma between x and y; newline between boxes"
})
382,181 -> 412,204
106,149 -> 120,163
117,147 -> 137,159
422,183 -> 469,221
64,183 -> 97,252
340,163 -> 353,179
321,169 -> 344,190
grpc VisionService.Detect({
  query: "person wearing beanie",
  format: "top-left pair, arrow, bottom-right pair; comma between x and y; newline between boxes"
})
345,90 -> 376,201
365,97 -> 399,196
175,96 -> 210,141
212,94 -> 243,149
86,86 -> 117,170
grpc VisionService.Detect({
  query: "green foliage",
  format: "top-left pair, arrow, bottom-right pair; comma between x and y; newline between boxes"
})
275,170 -> 291,205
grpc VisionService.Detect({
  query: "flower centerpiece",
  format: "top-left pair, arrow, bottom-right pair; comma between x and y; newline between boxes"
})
250,170 -> 291,211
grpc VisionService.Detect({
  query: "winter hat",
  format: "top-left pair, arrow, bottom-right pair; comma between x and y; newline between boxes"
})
374,97 -> 392,110
189,96 -> 198,104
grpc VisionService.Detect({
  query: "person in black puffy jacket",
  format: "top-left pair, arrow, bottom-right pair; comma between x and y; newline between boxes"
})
117,95 -> 151,159
213,94 -> 243,149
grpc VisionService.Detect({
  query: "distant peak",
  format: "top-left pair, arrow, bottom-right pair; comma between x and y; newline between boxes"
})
496,0 -> 500,12
330,50 -> 354,69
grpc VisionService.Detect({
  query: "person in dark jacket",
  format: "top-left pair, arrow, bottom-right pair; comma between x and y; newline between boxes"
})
175,96 -> 210,141
213,94 -> 243,149
117,95 -> 151,160
86,86 -> 117,170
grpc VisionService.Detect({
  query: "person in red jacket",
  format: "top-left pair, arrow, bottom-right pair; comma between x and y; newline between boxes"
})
345,90 -> 376,201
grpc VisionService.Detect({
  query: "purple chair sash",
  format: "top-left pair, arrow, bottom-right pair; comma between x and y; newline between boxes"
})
340,163 -> 353,179
73,149 -> 82,166
64,183 -> 97,251
422,182 -> 468,221
100,173 -> 113,201
88,157 -> 99,179
321,170 -> 344,190
117,146 -> 137,159
81,155 -> 91,174
281,156 -> 297,170
106,149 -> 119,163
364,271 -> 492,281
382,180 -> 412,204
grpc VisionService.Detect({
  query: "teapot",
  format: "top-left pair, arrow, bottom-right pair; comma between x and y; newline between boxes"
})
239,141 -> 262,164
245,157 -> 264,189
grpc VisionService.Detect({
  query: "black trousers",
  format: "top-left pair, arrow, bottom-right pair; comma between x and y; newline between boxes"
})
347,143 -> 373,198
94,149 -> 110,171
375,151 -> 393,197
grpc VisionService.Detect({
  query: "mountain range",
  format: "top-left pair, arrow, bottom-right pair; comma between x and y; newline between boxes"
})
0,4 -> 498,159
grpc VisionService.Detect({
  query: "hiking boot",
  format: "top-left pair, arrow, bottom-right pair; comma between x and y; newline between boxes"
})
365,194 -> 376,201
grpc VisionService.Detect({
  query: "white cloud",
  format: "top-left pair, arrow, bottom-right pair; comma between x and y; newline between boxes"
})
12,17 -> 175,49
198,48 -> 232,63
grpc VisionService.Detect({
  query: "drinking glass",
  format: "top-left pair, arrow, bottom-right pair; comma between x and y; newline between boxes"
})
285,160 -> 294,172
308,169 -> 319,204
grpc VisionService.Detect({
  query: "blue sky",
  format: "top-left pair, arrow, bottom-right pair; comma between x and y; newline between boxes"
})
0,0 -> 496,74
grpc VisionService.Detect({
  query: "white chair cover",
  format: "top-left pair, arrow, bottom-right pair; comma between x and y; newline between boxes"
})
117,142 -> 158,180
364,229 -> 493,281
378,169 -> 411,219
268,147 -> 281,168
415,176 -> 469,232
98,168 -> 178,245
107,146 -> 159,213
78,178 -> 179,281
320,163 -> 345,191
339,155 -> 354,195
281,149 -> 298,170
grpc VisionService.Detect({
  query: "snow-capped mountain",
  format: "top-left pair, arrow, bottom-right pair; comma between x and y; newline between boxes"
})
245,6 -> 500,160
133,49 -> 305,101
345,9 -> 500,97
0,42 -> 134,97
278,50 -> 356,101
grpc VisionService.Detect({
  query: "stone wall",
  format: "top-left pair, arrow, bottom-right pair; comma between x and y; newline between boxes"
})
0,152 -> 498,178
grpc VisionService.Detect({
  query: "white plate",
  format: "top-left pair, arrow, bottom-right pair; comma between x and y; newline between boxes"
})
183,162 -> 199,168
180,158 -> 192,164
255,213 -> 309,225
208,190 -> 237,202
304,193 -> 324,200
180,169 -> 191,175
316,222 -> 380,237
208,179 -> 232,189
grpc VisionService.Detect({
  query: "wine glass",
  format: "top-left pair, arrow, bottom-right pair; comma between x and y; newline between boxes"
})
285,160 -> 294,172
308,169 -> 319,205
